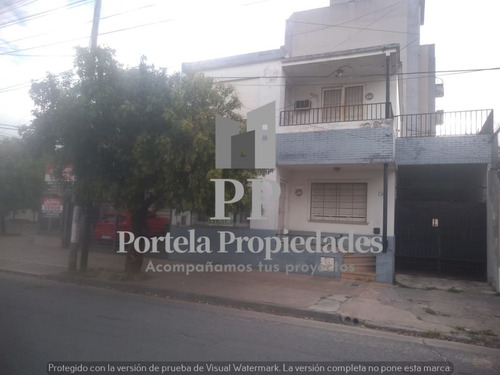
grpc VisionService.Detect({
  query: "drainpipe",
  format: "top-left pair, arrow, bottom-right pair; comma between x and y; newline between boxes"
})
383,163 -> 389,252
385,53 -> 391,118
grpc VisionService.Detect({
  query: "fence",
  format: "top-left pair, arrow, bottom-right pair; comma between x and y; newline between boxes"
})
398,109 -> 493,137
280,102 -> 392,126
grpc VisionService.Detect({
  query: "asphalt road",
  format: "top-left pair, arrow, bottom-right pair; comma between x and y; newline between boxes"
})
0,272 -> 498,375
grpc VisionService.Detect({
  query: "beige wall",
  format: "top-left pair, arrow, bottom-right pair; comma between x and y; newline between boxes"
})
275,164 -> 396,235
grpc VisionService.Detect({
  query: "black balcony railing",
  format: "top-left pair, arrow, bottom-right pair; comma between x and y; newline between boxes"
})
398,109 -> 494,137
279,102 -> 392,126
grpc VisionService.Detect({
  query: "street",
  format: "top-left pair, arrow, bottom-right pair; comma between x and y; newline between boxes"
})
0,272 -> 498,375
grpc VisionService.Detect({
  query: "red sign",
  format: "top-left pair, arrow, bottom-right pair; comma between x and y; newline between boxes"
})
41,197 -> 63,217
44,165 -> 75,182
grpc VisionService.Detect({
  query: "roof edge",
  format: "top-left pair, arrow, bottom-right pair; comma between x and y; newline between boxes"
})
282,43 -> 400,65
182,48 -> 284,72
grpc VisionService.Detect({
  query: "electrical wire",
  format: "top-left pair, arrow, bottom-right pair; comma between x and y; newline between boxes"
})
0,0 -> 92,30
0,2 -> 159,48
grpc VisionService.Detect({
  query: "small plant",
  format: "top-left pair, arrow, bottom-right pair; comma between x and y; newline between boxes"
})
394,280 -> 412,288
423,330 -> 442,339
423,307 -> 450,317
454,327 -> 498,338
473,329 -> 497,337
423,307 -> 437,315
447,287 -> 462,293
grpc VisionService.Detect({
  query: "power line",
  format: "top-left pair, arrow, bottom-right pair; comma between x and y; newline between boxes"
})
329,5 -> 403,52
0,35 -> 88,55
0,2 -> 159,49
0,0 -> 40,16
286,18 -> 420,36
188,67 -> 500,81
0,124 -> 19,130
1,65 -> 498,96
0,0 -> 92,30
0,15 -> 178,56
287,0 -> 405,38
0,0 -> 269,56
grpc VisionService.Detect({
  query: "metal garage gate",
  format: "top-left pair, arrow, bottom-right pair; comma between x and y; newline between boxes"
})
396,200 -> 487,280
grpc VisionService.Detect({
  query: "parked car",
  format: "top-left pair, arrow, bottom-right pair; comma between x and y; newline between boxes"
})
93,212 -> 169,240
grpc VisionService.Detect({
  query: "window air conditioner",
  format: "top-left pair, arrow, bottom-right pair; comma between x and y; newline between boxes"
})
294,100 -> 311,110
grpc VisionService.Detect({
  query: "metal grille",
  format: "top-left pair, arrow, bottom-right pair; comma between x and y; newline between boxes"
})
396,201 -> 486,280
344,85 -> 364,120
280,102 -> 391,126
397,109 -> 493,137
310,183 -> 367,223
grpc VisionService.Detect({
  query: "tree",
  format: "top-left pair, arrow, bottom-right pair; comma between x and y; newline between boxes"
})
0,137 -> 45,235
23,47 -> 259,272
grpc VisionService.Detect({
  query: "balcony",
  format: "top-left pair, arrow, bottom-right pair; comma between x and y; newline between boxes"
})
396,109 -> 496,166
398,109 -> 494,137
280,102 -> 393,127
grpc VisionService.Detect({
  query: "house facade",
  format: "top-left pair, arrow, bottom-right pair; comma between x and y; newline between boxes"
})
180,0 -> 499,290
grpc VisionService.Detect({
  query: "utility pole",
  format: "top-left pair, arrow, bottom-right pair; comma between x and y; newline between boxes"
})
90,0 -> 102,51
76,0 -> 102,272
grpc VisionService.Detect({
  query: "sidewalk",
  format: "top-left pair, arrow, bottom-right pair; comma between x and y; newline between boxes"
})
1,221 -> 500,348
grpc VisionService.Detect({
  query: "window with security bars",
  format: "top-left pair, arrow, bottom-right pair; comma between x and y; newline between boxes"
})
310,183 -> 367,223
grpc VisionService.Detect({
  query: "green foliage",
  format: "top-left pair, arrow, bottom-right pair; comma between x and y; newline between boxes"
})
0,137 -> 45,232
23,47 -> 261,224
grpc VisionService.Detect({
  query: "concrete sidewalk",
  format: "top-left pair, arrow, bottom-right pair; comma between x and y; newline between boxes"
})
1,221 -> 500,348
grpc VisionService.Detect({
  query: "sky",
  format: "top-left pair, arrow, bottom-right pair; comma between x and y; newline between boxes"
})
1,0 -> 499,138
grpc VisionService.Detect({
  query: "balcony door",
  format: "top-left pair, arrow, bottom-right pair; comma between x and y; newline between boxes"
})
322,85 -> 364,122
344,85 -> 364,120
322,88 -> 342,122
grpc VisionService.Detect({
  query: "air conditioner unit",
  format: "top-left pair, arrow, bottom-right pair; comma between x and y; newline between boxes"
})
294,99 -> 311,110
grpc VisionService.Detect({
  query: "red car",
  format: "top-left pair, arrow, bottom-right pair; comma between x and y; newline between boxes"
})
93,212 -> 169,240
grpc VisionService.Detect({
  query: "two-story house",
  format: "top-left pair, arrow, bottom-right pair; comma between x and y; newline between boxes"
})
179,0 -> 499,290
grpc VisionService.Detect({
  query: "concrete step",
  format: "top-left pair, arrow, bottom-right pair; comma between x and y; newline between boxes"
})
341,271 -> 376,282
342,255 -> 376,279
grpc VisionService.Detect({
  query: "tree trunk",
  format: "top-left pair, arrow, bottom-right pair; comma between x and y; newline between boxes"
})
125,197 -> 150,274
0,211 -> 6,236
79,201 -> 93,272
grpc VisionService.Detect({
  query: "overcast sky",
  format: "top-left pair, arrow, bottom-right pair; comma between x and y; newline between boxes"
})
1,0 -> 499,138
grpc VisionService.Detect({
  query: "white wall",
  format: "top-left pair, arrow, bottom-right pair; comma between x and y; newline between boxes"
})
419,44 -> 436,114
200,59 -> 284,119
278,164 -> 396,236
285,0 -> 415,57
249,170 -> 280,231
285,0 -> 429,115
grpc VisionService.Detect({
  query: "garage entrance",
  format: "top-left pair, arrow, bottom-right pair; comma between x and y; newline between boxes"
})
396,165 -> 487,280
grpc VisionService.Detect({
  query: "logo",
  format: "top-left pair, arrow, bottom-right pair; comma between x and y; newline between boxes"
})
215,101 -> 275,169
211,178 -> 280,220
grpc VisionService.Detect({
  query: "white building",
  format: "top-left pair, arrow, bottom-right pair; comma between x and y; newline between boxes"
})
181,0 -> 498,288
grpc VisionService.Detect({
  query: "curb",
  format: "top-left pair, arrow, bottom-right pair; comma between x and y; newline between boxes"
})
0,268 -> 343,324
1,268 -> 499,349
